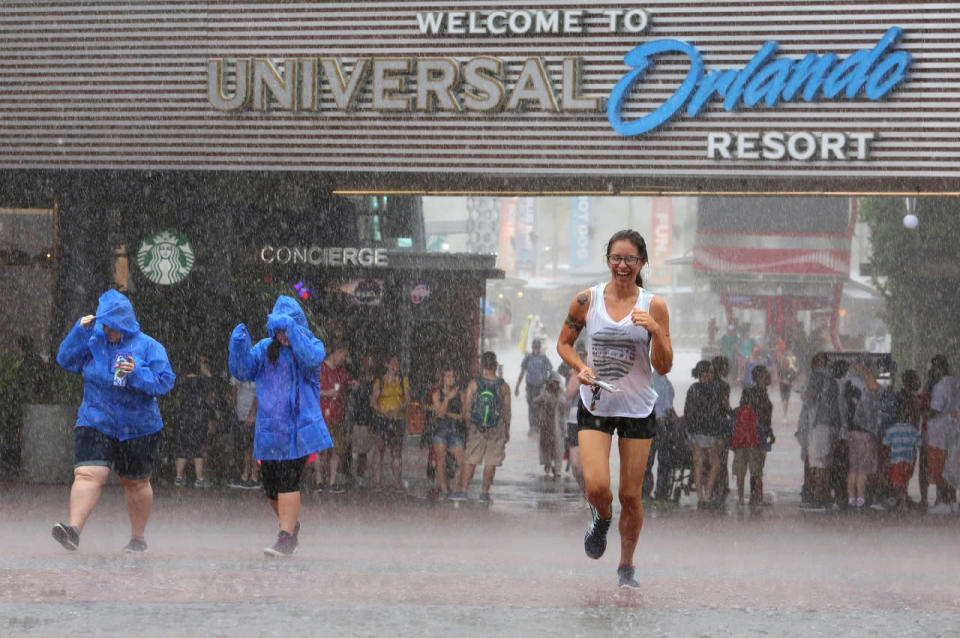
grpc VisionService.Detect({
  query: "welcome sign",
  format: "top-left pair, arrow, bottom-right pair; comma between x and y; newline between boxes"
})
1,1 -> 955,192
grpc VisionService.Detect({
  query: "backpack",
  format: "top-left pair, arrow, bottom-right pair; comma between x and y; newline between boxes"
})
470,376 -> 504,429
730,403 -> 760,449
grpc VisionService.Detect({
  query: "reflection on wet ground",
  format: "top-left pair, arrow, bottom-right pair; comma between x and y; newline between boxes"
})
3,348 -> 959,636
2,481 -> 959,637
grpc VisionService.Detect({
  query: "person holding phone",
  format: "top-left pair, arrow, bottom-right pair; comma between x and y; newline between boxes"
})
556,229 -> 673,589
52,290 -> 175,553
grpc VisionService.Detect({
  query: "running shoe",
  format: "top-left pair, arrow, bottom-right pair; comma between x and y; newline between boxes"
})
174,476 -> 185,488
449,491 -> 468,501
584,506 -> 612,559
617,564 -> 640,589
52,522 -> 80,551
228,477 -> 248,489
194,478 -> 211,489
123,537 -> 148,553
245,478 -> 262,490
479,492 -> 493,504
264,530 -> 298,557
327,483 -> 346,494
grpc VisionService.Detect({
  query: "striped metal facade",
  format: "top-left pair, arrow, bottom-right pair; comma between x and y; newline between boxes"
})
1,1 -> 958,192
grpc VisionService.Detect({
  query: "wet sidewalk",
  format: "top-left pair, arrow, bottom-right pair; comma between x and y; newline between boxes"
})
2,346 -> 959,637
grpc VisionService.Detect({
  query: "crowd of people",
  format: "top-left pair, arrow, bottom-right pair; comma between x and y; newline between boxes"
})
29,227 -> 959,586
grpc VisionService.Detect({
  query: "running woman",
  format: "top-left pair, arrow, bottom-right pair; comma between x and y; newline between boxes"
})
229,295 -> 332,556
556,229 -> 673,588
53,290 -> 176,553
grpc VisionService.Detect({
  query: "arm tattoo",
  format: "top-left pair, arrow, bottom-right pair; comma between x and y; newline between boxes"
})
576,293 -> 588,305
564,314 -> 586,331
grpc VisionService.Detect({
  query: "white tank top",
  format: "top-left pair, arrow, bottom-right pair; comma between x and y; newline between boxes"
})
579,283 -> 659,419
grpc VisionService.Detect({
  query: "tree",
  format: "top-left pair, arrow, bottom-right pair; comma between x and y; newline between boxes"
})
859,197 -> 960,375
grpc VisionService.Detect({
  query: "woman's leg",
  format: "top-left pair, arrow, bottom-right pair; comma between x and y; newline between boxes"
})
569,445 -> 585,491
705,446 -> 721,504
617,437 -> 652,567
692,445 -> 707,503
579,430 -> 614,518
434,442 -> 449,492
450,445 -> 466,488
69,465 -> 111,532
736,471 -> 746,504
856,473 -> 868,501
175,458 -> 186,480
118,476 -> 153,538
276,491 -> 300,534
193,457 -> 204,481
370,436 -> 386,488
389,429 -> 404,489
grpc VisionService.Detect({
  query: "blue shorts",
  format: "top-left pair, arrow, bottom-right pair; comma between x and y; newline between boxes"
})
74,426 -> 162,480
431,425 -> 464,448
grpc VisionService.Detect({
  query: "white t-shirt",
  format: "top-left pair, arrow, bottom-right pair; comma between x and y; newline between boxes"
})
230,376 -> 256,421
928,375 -> 959,450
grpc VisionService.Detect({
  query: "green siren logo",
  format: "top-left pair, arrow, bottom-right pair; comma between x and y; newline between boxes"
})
137,230 -> 195,285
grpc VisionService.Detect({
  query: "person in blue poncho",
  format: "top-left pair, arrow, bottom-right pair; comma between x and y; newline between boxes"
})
52,290 -> 175,553
229,295 -> 331,557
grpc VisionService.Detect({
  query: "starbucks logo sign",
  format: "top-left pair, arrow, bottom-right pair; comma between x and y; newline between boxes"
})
137,230 -> 195,285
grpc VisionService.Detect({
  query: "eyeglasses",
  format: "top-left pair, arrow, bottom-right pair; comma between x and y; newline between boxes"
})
606,254 -> 642,266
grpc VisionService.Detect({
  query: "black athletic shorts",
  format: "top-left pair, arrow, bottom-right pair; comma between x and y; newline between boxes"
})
260,456 -> 308,500
74,426 -> 161,480
577,399 -> 656,440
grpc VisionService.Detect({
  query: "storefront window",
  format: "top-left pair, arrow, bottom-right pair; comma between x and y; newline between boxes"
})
0,207 -> 55,355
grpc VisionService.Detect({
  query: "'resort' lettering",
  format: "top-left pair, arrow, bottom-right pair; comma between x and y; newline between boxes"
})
706,131 -> 876,160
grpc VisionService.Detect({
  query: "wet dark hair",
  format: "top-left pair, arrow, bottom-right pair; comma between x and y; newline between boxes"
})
711,355 -> 730,377
267,337 -> 282,365
931,354 -> 950,375
692,360 -> 713,379
751,365 -> 768,383
605,229 -> 648,287
481,351 -> 498,371
901,369 -> 921,390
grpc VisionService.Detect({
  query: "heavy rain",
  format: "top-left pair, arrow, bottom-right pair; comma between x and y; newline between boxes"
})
2,2 -> 960,637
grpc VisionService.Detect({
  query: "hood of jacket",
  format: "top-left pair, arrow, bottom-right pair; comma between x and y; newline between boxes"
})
95,290 -> 140,337
267,295 -> 310,337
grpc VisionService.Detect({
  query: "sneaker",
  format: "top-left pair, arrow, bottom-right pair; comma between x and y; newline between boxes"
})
928,502 -> 953,515
617,564 -> 640,589
479,492 -> 492,504
584,506 -> 612,559
245,478 -> 262,490
174,476 -> 185,488
194,478 -> 211,489
312,482 -> 325,493
123,537 -> 148,553
52,523 -> 80,551
449,491 -> 468,501
264,530 -> 298,557
228,477 -> 248,489
328,483 -> 346,494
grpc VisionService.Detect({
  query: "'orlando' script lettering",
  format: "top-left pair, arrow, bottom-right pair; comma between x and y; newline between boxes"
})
607,27 -> 912,137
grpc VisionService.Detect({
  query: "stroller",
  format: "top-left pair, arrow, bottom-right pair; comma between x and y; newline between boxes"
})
652,414 -> 695,503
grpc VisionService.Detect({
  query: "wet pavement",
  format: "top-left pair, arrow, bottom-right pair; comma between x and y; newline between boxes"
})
2,346 -> 959,637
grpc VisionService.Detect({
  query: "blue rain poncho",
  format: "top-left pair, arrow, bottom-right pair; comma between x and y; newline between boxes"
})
228,296 -> 332,460
56,290 -> 176,440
